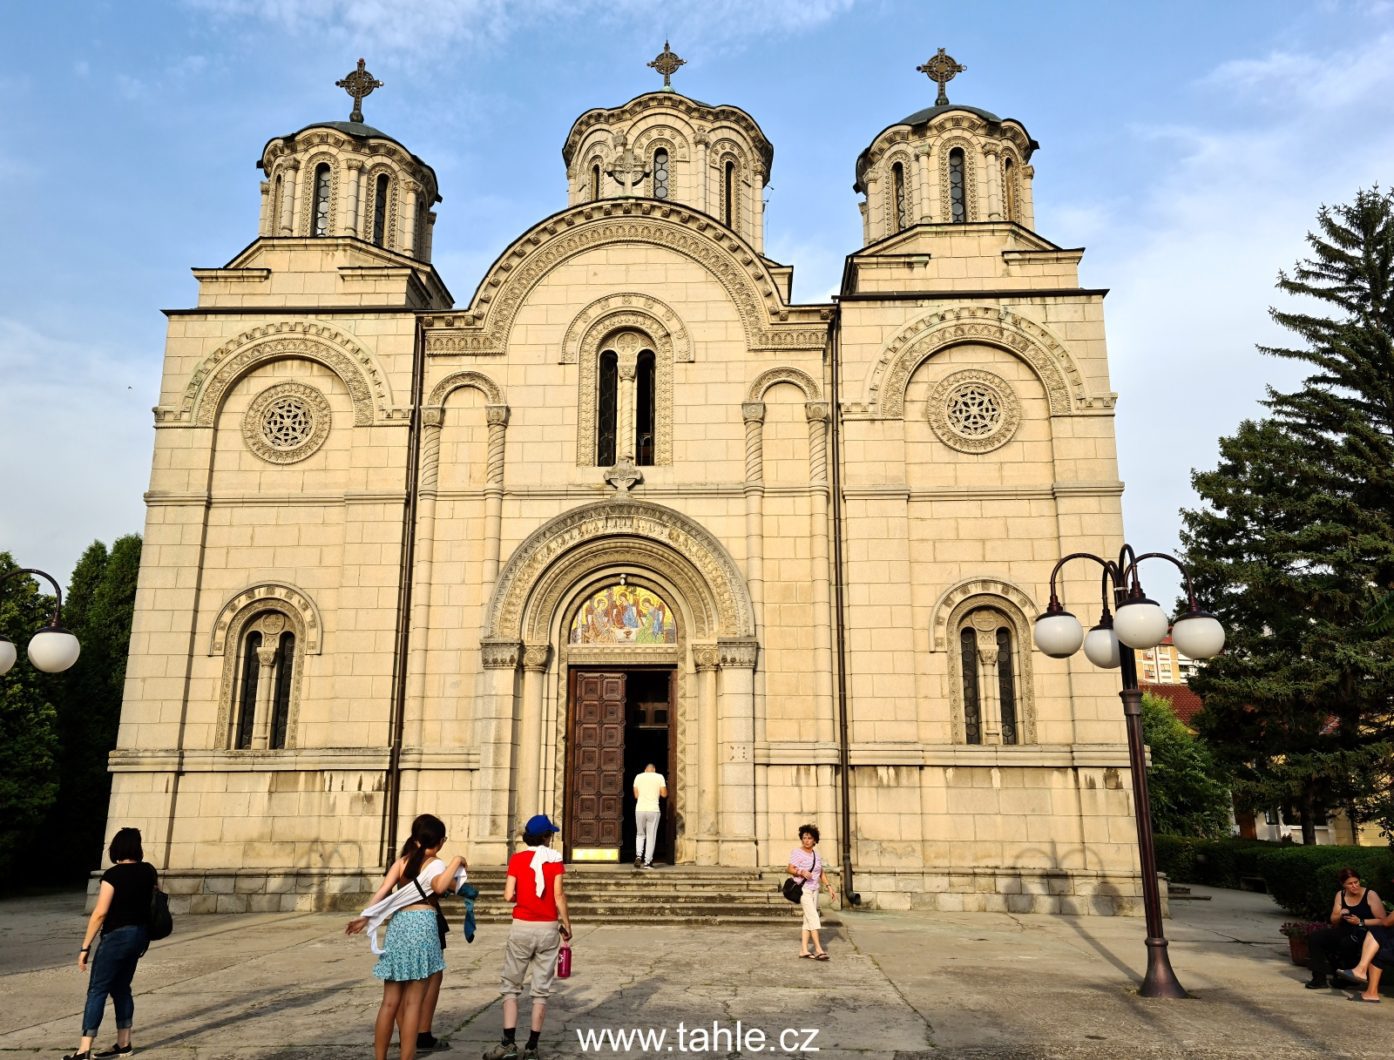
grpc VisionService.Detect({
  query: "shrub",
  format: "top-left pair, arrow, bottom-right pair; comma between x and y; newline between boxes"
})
1255,846 -> 1394,919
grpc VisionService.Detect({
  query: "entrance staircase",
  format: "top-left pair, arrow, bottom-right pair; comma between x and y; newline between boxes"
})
453,865 -> 843,926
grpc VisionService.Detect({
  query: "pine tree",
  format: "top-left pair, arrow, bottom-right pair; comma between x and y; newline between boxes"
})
1182,188 -> 1394,844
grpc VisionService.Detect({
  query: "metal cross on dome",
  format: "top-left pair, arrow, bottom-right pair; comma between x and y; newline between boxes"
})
336,58 -> 383,123
917,48 -> 965,106
647,41 -> 686,90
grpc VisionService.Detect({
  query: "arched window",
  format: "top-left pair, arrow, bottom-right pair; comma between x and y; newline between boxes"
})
960,629 -> 982,745
997,627 -> 1018,745
652,149 -> 669,200
723,160 -> 737,227
892,161 -> 907,232
372,173 -> 390,246
1002,158 -> 1017,222
948,148 -> 967,223
635,350 -> 656,465
311,163 -> 332,236
591,163 -> 601,201
270,632 -> 296,749
597,350 -> 618,466
234,630 -> 261,750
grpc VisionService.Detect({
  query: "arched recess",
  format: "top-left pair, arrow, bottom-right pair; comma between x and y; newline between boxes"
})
483,499 -> 756,647
176,321 -> 394,427
937,584 -> 1038,745
746,366 -> 822,403
560,294 -> 691,365
576,326 -> 672,468
866,307 -> 1100,418
428,370 -> 503,407
209,582 -> 324,656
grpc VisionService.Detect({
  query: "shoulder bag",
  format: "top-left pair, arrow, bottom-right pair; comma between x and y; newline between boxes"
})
148,865 -> 174,941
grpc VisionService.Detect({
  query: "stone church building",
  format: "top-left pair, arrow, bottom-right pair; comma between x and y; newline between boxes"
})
109,51 -> 1143,913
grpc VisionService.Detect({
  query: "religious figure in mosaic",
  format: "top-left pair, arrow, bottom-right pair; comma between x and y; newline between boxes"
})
570,584 -> 677,644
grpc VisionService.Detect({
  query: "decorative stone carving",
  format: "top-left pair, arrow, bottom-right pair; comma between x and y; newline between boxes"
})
480,639 -> 522,670
209,583 -> 323,656
299,152 -> 340,236
242,382 -> 332,464
561,293 -> 691,364
693,645 -> 721,672
866,305 -> 1111,418
522,644 -> 552,672
927,369 -> 1020,453
427,370 -> 503,407
944,594 -> 1037,746
166,320 -> 394,427
577,325 -> 672,467
486,500 -> 756,644
740,401 -> 766,425
604,459 -> 643,493
717,638 -> 759,670
929,577 -> 1040,652
746,366 -> 822,403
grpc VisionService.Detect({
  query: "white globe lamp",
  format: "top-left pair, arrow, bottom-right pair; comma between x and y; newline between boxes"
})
1083,621 -> 1121,669
1034,609 -> 1084,658
27,627 -> 81,673
1171,609 -> 1225,660
1113,596 -> 1169,649
0,638 -> 15,676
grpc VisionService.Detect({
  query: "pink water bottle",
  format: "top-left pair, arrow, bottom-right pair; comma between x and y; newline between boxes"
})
556,942 -> 572,979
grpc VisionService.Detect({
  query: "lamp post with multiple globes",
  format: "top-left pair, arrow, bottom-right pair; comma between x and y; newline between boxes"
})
1034,545 -> 1225,999
0,568 -> 82,676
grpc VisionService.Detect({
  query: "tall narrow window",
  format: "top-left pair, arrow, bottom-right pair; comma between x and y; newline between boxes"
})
652,149 -> 669,200
372,174 -> 390,246
311,163 -> 332,236
723,161 -> 736,227
597,350 -> 618,466
997,627 -> 1018,745
270,632 -> 295,749
948,148 -> 966,223
635,350 -> 656,465
591,163 -> 601,200
892,161 -> 907,232
272,174 -> 284,230
235,631 -> 262,750
1002,158 -> 1017,221
960,629 -> 982,744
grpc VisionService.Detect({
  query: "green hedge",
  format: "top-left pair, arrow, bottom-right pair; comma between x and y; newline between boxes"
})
1156,835 -> 1394,918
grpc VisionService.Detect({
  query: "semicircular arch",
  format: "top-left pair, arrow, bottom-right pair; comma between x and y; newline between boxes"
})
209,581 -> 323,657
484,499 -> 755,644
929,575 -> 1040,653
867,308 -> 1093,418
428,369 -> 503,407
747,366 -> 822,403
183,320 -> 394,427
561,293 -> 691,365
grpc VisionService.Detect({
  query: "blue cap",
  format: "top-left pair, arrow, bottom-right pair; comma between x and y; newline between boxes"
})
525,814 -> 560,835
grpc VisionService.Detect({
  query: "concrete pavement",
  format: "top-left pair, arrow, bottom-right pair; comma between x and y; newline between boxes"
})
0,885 -> 1384,1059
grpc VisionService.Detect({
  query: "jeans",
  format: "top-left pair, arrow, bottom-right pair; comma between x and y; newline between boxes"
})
635,811 -> 660,864
83,925 -> 148,1036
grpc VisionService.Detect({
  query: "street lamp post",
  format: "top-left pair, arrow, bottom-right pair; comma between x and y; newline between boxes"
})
1034,545 -> 1225,999
0,568 -> 82,675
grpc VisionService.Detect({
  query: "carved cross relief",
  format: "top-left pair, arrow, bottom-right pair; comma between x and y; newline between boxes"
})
607,135 -> 650,197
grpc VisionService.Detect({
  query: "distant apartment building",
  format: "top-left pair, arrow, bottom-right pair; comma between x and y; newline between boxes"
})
1134,636 -> 1199,684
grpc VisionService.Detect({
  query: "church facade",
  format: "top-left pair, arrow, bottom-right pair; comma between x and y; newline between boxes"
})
108,51 -> 1146,914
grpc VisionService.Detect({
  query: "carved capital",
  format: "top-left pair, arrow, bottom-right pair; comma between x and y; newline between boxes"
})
486,404 -> 511,427
804,401 -> 830,424
523,644 -> 551,672
741,401 -> 766,425
693,645 -> 721,672
421,407 -> 444,428
717,638 -> 759,670
481,638 -> 522,670
346,158 -> 364,172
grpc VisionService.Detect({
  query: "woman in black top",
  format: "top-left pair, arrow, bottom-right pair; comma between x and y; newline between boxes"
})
1305,867 -> 1384,989
65,828 -> 158,1060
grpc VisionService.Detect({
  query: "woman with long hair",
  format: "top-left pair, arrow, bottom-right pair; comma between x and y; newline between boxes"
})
65,827 -> 158,1060
348,815 -> 466,1060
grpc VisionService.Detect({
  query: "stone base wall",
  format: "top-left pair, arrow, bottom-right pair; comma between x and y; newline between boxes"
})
87,868 -> 378,915
849,868 -> 1165,917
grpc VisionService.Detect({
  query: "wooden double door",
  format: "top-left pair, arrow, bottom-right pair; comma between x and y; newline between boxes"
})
566,668 -> 675,862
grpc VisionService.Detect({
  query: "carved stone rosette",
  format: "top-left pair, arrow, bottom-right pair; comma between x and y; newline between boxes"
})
926,369 -> 1020,454
242,382 -> 333,464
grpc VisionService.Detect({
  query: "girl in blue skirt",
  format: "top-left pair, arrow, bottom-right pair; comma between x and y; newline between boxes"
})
348,815 -> 466,1060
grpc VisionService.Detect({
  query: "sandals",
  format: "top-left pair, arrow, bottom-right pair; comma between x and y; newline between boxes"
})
798,952 -> 814,958
814,952 -> 830,960
1348,995 -> 1381,1003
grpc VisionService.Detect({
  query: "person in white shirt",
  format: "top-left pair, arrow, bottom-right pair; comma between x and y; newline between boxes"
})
632,764 -> 667,868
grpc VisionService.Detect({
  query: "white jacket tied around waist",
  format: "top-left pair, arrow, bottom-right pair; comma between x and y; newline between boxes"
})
360,858 -> 469,955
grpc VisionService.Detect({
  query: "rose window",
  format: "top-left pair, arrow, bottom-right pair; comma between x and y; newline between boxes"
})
928,370 -> 1020,453
243,383 -> 332,464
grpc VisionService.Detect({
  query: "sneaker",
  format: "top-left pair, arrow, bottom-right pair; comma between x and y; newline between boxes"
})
642,862 -> 654,869
482,1042 -> 518,1060
94,1048 -> 132,1059
633,858 -> 643,868
62,1052 -> 93,1060
521,1050 -> 540,1060
418,1033 -> 450,1050
1304,978 -> 1329,990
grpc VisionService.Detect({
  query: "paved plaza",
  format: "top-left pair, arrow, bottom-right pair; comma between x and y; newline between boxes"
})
0,886 -> 1385,1059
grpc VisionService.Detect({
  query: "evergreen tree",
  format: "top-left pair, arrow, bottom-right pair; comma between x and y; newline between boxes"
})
1141,694 -> 1232,838
1181,189 -> 1394,843
0,553 -> 62,879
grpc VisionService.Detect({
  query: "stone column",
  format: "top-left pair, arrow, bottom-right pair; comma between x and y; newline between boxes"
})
258,181 -> 271,237
617,347 -> 639,462
806,401 -> 836,744
277,161 -> 300,235
716,639 -> 759,866
984,147 -> 1003,221
742,402 -> 766,639
914,149 -> 931,222
864,174 -> 880,238
249,638 -> 280,750
694,645 -> 721,864
481,405 -> 510,587
473,640 -> 521,861
517,645 -> 551,817
695,133 -> 710,213
402,181 -> 421,258
1020,165 -> 1037,230
405,408 -> 443,747
978,635 -> 1003,745
424,211 -> 436,261
342,159 -> 362,237
751,166 -> 765,253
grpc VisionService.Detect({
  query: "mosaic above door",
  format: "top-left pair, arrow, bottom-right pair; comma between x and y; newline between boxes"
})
569,583 -> 678,645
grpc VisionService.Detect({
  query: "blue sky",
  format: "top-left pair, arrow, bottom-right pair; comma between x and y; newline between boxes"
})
2,0 -> 1392,609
